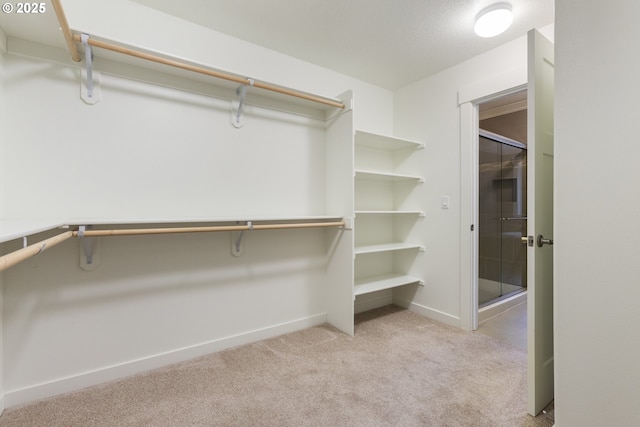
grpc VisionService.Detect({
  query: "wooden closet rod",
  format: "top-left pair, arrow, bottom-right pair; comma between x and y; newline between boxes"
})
51,0 -> 344,109
52,0 -> 81,62
0,221 -> 344,271
72,221 -> 346,238
0,231 -> 74,272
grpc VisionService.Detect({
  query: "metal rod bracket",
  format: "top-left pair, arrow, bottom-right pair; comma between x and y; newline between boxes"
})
231,221 -> 252,256
231,79 -> 254,128
78,225 -> 100,271
80,34 -> 101,104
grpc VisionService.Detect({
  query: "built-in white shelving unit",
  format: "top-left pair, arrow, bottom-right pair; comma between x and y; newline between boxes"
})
353,130 -> 426,302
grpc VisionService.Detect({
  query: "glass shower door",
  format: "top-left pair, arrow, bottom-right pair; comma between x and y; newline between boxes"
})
478,131 -> 527,307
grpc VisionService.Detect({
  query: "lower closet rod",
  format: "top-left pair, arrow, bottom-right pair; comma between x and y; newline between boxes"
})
0,231 -> 74,272
72,221 -> 346,237
0,222 -> 344,272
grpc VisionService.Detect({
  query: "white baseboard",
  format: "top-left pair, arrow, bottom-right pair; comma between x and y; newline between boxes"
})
5,313 -> 326,408
354,292 -> 393,314
0,394 -> 5,416
395,298 -> 461,328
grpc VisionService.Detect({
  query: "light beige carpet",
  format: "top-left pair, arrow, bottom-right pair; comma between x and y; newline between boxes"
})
0,305 -> 554,426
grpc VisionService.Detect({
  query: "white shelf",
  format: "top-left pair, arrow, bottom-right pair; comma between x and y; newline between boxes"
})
64,215 -> 344,226
355,243 -> 423,255
0,220 -> 67,244
355,170 -> 424,182
355,130 -> 424,151
355,210 -> 425,216
354,273 -> 424,296
0,216 -> 344,244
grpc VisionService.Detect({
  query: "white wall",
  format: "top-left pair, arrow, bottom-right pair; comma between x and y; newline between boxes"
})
3,226 -> 330,403
3,45 -> 335,221
0,27 -> 5,219
0,1 -> 393,406
62,0 -> 392,134
0,27 -> 7,413
392,36 -> 531,325
1,45 -> 332,405
555,1 -> 640,425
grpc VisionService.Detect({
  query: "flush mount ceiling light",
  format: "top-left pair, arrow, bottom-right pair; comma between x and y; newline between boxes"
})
474,2 -> 513,37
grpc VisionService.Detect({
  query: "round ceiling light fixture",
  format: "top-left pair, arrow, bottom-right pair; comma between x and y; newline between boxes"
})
474,2 -> 513,38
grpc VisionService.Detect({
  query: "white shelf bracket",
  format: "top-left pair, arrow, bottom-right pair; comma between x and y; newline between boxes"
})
231,221 -> 252,257
342,217 -> 354,230
231,79 -> 254,128
80,34 -> 101,105
78,225 -> 100,271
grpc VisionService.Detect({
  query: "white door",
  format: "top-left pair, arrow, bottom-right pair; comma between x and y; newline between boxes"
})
527,29 -> 555,416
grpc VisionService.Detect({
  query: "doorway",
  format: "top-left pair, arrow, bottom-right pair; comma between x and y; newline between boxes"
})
475,90 -> 528,345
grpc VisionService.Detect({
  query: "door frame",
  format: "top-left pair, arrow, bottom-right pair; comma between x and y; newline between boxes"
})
459,71 -> 527,332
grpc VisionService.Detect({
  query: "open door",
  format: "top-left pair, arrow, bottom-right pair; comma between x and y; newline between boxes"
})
527,29 -> 555,416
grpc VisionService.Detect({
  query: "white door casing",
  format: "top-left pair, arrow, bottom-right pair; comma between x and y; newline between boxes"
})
459,79 -> 527,332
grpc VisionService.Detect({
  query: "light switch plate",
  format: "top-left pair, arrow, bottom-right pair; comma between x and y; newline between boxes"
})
441,196 -> 450,209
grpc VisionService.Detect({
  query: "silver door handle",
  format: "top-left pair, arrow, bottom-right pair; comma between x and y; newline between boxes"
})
537,235 -> 554,247
522,236 -> 535,246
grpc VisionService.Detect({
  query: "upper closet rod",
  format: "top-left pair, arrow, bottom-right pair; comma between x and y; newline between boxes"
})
51,0 -> 345,110
71,221 -> 346,238
52,0 -> 81,62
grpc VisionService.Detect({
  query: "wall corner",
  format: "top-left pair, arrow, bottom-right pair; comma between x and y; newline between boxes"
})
0,27 -> 7,54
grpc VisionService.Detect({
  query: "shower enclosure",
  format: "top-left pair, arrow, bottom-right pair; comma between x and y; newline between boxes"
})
478,129 -> 527,307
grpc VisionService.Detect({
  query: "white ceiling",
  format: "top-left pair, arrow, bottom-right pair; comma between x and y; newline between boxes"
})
131,0 -> 554,89
0,0 -> 554,90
